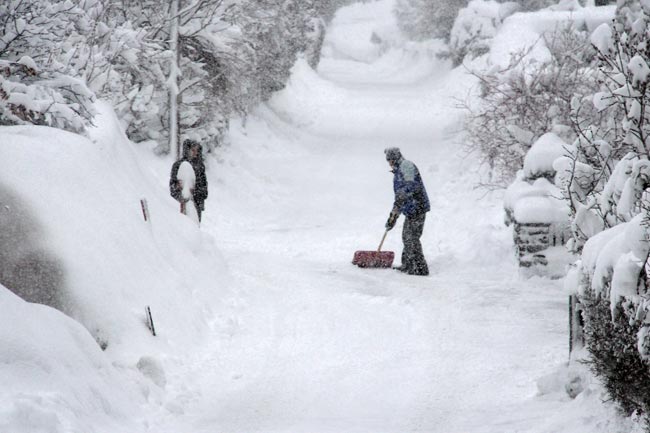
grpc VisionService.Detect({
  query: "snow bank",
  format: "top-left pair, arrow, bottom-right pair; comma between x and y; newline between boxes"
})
450,0 -> 520,62
268,58 -> 349,130
0,101 -> 229,359
0,101 -> 232,429
0,284 -> 142,433
489,6 -> 615,68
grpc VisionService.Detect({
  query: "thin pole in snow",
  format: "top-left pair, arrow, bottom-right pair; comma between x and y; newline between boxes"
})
569,295 -> 574,358
145,306 -> 156,336
140,198 -> 150,222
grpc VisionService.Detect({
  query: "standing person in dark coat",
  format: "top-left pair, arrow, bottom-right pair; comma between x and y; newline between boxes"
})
384,147 -> 430,276
169,139 -> 208,222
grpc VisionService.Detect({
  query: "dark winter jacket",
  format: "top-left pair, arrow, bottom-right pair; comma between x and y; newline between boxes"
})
169,141 -> 208,209
392,157 -> 430,217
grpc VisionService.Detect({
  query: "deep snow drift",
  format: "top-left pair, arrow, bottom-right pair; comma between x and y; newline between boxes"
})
0,0 -> 639,432
0,103 -> 230,431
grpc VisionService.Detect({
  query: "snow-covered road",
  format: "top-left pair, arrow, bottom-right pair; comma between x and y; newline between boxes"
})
145,2 -> 577,433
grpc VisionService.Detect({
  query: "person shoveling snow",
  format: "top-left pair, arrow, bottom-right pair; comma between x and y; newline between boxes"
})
384,147 -> 430,276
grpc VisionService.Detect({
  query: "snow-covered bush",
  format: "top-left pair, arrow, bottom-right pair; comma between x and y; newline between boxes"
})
580,289 -> 650,418
448,0 -> 520,66
465,24 -> 597,187
558,1 -> 650,251
0,0 -> 98,133
393,0 -> 467,42
564,3 -> 650,423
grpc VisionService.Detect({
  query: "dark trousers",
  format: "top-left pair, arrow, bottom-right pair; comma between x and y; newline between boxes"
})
402,213 -> 428,275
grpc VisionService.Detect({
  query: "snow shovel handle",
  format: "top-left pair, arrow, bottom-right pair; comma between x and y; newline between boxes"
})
377,230 -> 389,252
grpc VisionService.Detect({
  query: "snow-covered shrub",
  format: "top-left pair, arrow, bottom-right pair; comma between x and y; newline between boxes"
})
85,23 -> 169,144
556,4 -> 650,252
558,1 -> 650,252
465,24 -> 597,187
448,0 -> 520,66
564,4 -> 650,421
0,0 -> 98,132
580,288 -> 650,418
394,0 -> 467,42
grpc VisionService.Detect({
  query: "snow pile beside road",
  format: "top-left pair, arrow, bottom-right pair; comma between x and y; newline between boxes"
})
489,5 -> 615,67
0,103 -> 229,356
0,285 -> 143,433
0,102 -> 229,430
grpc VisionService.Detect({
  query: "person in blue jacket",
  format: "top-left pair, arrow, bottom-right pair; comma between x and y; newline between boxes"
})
385,147 -> 430,276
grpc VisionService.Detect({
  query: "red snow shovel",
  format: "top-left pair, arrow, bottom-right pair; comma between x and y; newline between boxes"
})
352,230 -> 395,268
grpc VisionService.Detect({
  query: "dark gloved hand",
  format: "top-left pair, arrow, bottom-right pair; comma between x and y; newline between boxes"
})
385,212 -> 399,230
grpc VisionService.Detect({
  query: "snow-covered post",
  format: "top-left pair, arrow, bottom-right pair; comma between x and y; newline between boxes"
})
168,0 -> 182,159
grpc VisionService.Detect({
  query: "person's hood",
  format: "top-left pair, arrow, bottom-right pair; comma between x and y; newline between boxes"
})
181,140 -> 202,160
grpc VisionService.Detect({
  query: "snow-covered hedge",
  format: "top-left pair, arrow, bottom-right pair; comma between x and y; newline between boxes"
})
562,2 -> 650,423
466,21 -> 599,187
579,288 -> 650,418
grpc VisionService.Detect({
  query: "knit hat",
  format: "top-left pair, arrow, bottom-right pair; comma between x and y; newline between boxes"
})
384,147 -> 402,162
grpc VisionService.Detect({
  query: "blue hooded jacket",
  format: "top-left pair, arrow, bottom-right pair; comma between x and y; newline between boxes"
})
393,157 -> 430,217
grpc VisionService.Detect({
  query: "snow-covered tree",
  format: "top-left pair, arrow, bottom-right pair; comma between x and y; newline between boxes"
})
465,24 -> 597,188
560,8 -> 650,250
563,4 -> 650,421
228,0 -> 325,102
0,0 -> 340,150
81,0 -> 330,153
0,0 -> 98,133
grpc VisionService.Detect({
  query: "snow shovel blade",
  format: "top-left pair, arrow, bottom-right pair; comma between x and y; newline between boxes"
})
352,250 -> 395,268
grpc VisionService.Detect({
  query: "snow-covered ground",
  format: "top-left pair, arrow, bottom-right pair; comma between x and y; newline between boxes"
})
0,0 -> 638,432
